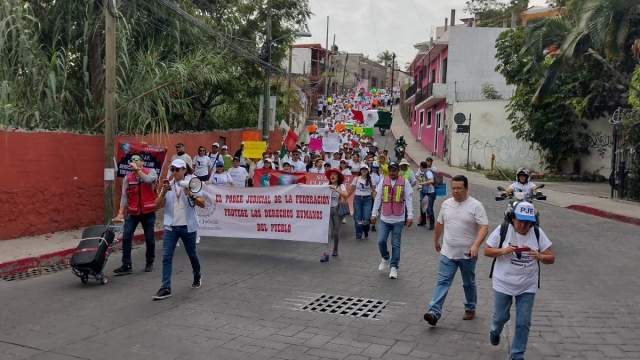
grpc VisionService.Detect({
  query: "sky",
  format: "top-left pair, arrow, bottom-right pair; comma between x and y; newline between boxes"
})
298,0 -> 548,69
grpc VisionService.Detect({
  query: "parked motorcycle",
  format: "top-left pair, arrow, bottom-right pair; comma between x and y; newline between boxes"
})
395,145 -> 405,161
495,184 -> 546,226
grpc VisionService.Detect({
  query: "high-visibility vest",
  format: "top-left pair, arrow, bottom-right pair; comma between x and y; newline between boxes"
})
381,176 -> 406,216
125,169 -> 157,215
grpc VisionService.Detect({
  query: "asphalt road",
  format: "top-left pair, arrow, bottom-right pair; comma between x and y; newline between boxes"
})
0,133 -> 638,360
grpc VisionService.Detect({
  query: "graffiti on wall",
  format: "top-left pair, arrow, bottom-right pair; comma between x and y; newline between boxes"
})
580,131 -> 613,158
461,135 -> 538,167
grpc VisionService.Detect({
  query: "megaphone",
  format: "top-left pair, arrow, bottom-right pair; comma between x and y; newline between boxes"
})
177,177 -> 203,193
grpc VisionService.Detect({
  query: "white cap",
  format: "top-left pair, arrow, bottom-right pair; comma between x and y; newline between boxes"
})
399,159 -> 410,166
221,145 -> 228,150
171,159 -> 187,168
212,142 -> 220,147
513,202 -> 536,222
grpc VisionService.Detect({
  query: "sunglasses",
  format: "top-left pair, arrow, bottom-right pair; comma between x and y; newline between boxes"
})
170,167 -> 184,172
199,149 -> 205,152
130,157 -> 141,162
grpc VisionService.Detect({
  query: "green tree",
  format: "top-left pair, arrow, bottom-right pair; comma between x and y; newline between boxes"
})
376,50 -> 394,66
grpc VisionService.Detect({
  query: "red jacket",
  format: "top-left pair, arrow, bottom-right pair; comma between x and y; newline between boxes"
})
125,169 -> 156,215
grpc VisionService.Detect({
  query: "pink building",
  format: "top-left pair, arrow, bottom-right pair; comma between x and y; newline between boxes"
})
404,40 -> 448,159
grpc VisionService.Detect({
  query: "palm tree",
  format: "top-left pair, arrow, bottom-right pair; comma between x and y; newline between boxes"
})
533,0 -> 640,104
377,50 -> 394,66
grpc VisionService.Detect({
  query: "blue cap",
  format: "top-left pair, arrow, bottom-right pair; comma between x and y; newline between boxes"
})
513,202 -> 536,222
215,161 -> 224,167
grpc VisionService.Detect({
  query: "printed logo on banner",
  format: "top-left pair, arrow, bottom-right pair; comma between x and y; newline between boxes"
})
116,141 -> 168,177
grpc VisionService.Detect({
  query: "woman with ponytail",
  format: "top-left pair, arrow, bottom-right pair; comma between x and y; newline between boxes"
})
349,165 -> 376,240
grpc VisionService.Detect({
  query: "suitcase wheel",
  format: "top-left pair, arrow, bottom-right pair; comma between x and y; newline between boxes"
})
80,274 -> 89,284
100,275 -> 108,285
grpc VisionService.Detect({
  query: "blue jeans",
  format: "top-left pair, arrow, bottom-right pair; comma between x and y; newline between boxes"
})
377,220 -> 404,268
421,191 -> 436,226
121,212 -> 156,265
491,290 -> 536,360
353,195 -> 372,239
161,226 -> 201,289
428,254 -> 477,318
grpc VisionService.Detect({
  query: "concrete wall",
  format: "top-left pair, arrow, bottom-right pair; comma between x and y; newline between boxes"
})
446,26 -> 515,102
0,129 -> 284,240
447,100 -> 541,171
575,118 -> 614,176
333,54 -> 388,91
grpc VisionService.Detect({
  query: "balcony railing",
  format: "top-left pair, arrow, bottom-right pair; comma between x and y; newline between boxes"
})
415,82 -> 434,104
405,82 -> 417,99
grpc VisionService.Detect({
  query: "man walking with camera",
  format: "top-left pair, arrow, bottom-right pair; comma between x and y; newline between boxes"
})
113,153 -> 158,274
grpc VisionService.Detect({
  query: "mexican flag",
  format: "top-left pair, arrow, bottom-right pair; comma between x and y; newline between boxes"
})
364,110 -> 392,129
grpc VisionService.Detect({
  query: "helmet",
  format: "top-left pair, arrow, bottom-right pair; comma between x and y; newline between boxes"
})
372,161 -> 380,168
516,167 -> 530,184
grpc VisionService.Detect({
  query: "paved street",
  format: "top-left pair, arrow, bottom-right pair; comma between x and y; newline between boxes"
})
1,134 -> 639,360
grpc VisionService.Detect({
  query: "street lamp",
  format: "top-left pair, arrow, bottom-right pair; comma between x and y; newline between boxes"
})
263,30 -> 312,143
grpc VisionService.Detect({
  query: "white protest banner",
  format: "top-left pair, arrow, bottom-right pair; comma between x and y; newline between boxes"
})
322,132 -> 341,152
196,184 -> 330,243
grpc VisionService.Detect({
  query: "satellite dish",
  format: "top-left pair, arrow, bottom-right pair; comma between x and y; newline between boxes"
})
454,113 -> 466,125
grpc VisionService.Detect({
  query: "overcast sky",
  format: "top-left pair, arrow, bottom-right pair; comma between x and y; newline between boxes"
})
298,0 -> 547,69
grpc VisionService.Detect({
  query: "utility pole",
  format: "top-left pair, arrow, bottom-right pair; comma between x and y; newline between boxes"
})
324,16 -> 329,97
327,34 -> 335,96
389,53 -> 396,113
104,0 -> 116,224
262,0 -> 272,142
286,45 -> 293,125
341,52 -> 349,93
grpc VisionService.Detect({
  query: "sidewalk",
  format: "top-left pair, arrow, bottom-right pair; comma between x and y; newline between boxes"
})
389,110 -> 640,226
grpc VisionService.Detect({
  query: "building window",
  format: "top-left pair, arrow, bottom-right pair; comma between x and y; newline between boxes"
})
419,110 -> 424,127
436,110 -> 443,130
426,111 -> 432,128
371,77 -> 377,88
441,58 -> 448,84
430,69 -> 436,83
361,68 -> 365,78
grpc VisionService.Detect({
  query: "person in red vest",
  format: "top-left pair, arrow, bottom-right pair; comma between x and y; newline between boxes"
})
113,153 -> 158,274
371,161 -> 414,279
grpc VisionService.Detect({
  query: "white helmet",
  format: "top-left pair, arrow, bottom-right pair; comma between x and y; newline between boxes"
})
516,167 -> 530,184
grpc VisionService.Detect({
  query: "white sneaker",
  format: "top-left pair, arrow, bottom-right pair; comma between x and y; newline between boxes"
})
389,267 -> 398,279
196,234 -> 201,244
378,258 -> 390,271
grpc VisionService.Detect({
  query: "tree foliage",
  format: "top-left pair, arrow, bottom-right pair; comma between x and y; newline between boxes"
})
0,0 -> 311,134
376,50 -> 394,66
463,0 -> 529,27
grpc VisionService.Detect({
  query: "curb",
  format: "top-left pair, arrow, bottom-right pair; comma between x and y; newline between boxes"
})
390,125 -> 453,179
0,230 -> 164,277
565,205 -> 640,227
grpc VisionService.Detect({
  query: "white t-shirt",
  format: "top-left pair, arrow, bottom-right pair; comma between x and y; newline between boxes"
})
486,224 -> 552,296
437,197 -> 489,259
349,160 -> 363,173
309,167 -> 324,173
210,172 -> 233,186
509,181 -> 536,195
289,160 -> 307,172
352,176 -> 373,196
192,155 -> 212,177
416,169 -> 435,193
371,172 -> 381,187
227,166 -> 249,187
329,183 -> 347,207
341,168 -> 352,175
171,183 -> 187,226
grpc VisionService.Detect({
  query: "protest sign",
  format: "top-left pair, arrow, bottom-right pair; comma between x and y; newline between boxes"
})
196,184 -> 330,243
116,141 -> 168,178
242,130 -> 261,141
322,133 -> 341,152
354,127 -> 364,134
253,169 -> 308,187
308,138 -> 323,151
243,141 -> 266,158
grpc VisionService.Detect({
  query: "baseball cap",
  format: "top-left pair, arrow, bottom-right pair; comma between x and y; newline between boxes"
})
215,161 -> 224,167
283,162 -> 291,167
221,145 -> 228,150
175,142 -> 185,147
171,159 -> 186,168
513,202 -> 536,222
212,142 -> 220,147
426,157 -> 433,161
232,157 -> 240,161
388,161 -> 400,169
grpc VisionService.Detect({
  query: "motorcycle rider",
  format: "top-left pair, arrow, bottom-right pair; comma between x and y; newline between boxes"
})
505,168 -> 538,195
394,136 -> 407,160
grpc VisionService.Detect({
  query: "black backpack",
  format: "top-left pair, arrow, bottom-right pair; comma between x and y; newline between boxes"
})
489,221 -> 541,289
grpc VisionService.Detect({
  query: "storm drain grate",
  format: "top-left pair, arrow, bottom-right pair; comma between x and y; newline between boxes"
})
302,294 -> 388,319
1,262 -> 71,282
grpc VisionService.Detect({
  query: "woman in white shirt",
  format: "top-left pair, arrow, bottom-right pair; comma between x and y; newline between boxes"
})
321,168 -> 349,262
349,165 -> 376,240
192,146 -> 213,181
338,160 -> 352,175
208,161 -> 234,186
309,158 -> 324,173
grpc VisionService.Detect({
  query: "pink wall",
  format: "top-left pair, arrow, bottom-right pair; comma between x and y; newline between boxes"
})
411,100 -> 446,159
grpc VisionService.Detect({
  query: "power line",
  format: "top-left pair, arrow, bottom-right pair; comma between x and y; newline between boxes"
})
409,0 -> 430,33
312,0 -> 358,46
369,0 -> 380,55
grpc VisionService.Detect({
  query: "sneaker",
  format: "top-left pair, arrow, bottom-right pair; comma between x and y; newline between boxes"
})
332,248 -> 338,257
389,267 -> 398,279
113,264 -> 132,275
463,310 -> 476,320
423,312 -> 438,326
378,258 -> 390,271
490,332 -> 500,346
417,222 -> 427,227
144,262 -> 153,272
342,218 -> 346,224
371,225 -> 376,232
320,253 -> 329,262
192,275 -> 202,289
364,232 -> 369,239
152,286 -> 172,300
428,225 -> 434,230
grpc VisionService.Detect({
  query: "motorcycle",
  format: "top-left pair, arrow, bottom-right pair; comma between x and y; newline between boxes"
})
395,145 -> 405,161
495,184 -> 546,226
379,128 -> 386,135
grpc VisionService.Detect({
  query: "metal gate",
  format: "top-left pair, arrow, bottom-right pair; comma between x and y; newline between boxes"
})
610,108 -> 639,200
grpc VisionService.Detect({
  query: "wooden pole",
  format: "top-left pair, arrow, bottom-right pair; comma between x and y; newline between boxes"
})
104,0 -> 116,223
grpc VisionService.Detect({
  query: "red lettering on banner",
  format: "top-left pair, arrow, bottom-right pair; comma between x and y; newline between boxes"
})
285,195 -> 293,204
295,210 -> 323,220
274,195 -> 282,203
224,209 -> 248,217
263,209 -> 294,218
246,195 -> 272,204
251,209 -> 262,217
270,223 -> 292,233
225,195 -> 244,204
215,195 -> 222,203
257,223 -> 268,231
295,195 -> 330,205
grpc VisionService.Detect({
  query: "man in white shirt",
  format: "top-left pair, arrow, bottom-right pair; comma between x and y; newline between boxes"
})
227,157 -> 249,187
167,142 -> 192,178
424,175 -> 489,326
208,143 -> 221,166
288,150 -> 307,172
309,158 -> 324,173
371,162 -> 413,279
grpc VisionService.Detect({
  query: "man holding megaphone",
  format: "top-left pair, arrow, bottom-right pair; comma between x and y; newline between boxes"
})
113,153 -> 159,275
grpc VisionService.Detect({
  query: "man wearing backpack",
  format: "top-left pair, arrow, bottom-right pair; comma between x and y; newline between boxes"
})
416,161 -> 435,229
484,201 -> 555,360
